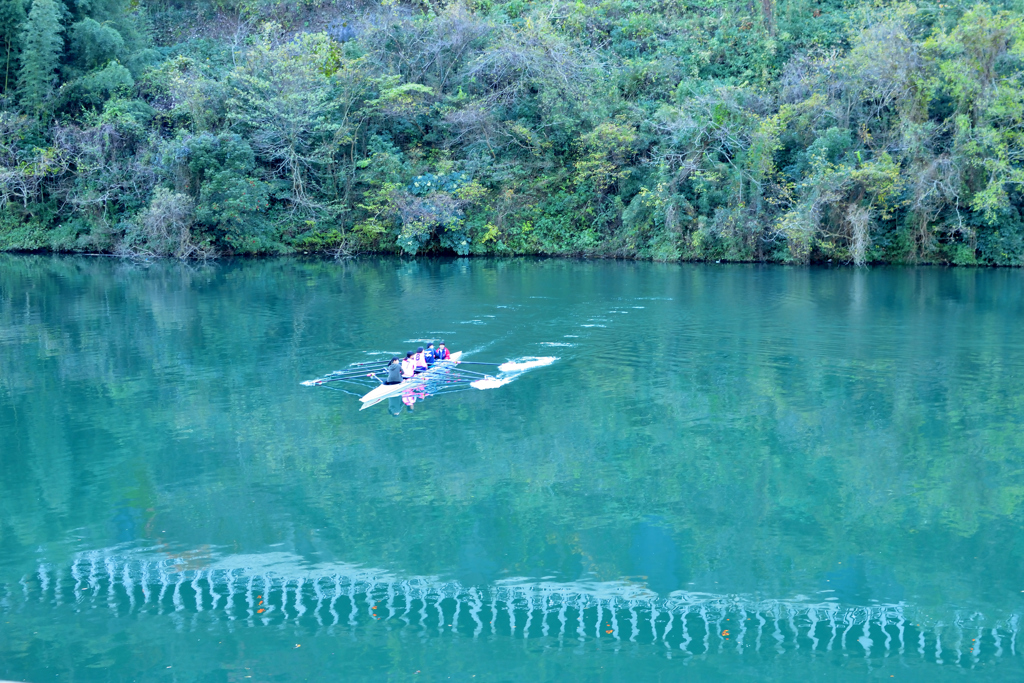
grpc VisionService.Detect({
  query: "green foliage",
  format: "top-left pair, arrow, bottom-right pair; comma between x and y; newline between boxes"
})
0,0 -> 26,95
16,0 -> 62,114
4,0 -> 1024,262
119,186 -> 214,258
394,175 -> 486,256
60,60 -> 132,108
68,17 -> 124,70
0,211 -> 49,250
180,133 -> 270,242
226,29 -> 348,207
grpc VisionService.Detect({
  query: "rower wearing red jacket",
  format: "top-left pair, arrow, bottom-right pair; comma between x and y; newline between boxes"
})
436,342 -> 451,360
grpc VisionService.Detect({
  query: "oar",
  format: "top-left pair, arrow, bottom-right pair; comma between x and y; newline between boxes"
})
319,385 -> 365,397
311,371 -> 383,384
335,364 -> 388,373
454,361 -> 503,366
325,370 -> 383,379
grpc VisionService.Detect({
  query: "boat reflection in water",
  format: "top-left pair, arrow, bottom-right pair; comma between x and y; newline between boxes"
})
382,382 -> 438,415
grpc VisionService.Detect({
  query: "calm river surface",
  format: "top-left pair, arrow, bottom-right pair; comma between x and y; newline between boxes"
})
2,255 -> 1024,682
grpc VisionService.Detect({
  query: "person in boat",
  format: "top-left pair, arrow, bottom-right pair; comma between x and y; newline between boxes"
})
425,344 -> 437,366
436,342 -> 451,361
401,351 -> 417,379
384,356 -> 403,385
413,347 -> 429,374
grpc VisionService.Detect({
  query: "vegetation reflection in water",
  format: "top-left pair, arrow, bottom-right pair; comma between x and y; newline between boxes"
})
1,255 -> 1024,680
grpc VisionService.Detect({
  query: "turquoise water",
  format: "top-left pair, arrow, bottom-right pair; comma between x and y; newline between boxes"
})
1,255 -> 1023,682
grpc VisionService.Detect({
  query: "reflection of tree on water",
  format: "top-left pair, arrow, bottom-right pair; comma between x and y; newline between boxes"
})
112,505 -> 143,544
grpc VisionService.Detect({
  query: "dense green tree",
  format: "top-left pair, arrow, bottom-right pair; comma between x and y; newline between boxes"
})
170,132 -> 271,248
16,0 -> 62,114
2,0 -> 1024,262
68,17 -> 123,70
227,30 -> 346,208
0,0 -> 25,94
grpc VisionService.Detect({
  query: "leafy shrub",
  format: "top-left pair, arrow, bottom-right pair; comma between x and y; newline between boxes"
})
119,187 -> 214,258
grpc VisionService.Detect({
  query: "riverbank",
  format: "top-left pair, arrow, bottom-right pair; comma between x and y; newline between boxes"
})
1,238 -> 1020,267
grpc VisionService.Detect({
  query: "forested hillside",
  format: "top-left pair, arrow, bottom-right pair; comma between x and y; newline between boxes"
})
1,0 -> 1023,263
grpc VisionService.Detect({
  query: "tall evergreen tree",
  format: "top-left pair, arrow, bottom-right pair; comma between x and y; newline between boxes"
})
0,0 -> 25,94
17,0 -> 62,114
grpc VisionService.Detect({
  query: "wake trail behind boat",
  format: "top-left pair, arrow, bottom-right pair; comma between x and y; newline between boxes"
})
472,356 -> 558,390
498,356 -> 558,373
470,377 -> 514,389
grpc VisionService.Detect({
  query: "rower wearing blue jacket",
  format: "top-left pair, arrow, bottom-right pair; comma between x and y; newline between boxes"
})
425,344 -> 437,366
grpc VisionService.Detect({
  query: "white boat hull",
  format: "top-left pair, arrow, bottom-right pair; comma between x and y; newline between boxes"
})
358,352 -> 463,410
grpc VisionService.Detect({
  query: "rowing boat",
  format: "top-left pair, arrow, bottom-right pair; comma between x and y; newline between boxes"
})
301,351 -> 554,410
358,352 -> 463,410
